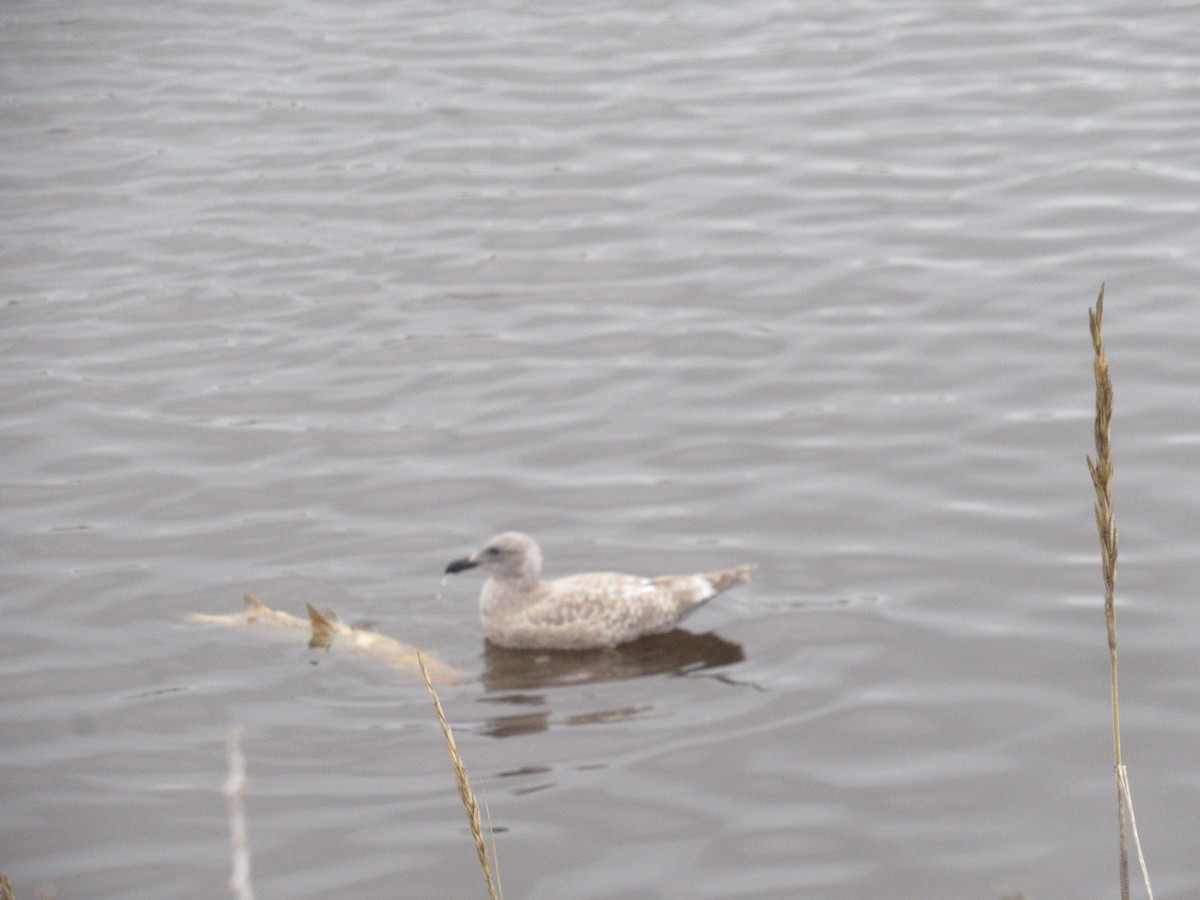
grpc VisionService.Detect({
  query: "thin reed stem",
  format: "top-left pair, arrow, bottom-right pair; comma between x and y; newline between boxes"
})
1087,284 -> 1129,900
1087,284 -> 1152,900
1118,765 -> 1153,896
1088,285 -> 1121,771
224,725 -> 255,900
417,652 -> 501,900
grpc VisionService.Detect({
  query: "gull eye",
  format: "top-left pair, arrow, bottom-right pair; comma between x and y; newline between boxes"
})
486,547 -> 501,557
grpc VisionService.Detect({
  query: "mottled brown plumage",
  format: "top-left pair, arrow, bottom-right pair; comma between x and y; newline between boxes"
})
446,532 -> 752,650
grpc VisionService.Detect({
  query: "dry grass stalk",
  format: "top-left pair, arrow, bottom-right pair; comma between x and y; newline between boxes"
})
1118,765 -> 1152,894
1087,284 -> 1152,899
417,652 -> 501,900
224,725 -> 256,900
0,872 -> 14,900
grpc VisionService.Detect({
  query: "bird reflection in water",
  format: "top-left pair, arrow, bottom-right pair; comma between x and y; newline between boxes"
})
477,628 -> 746,738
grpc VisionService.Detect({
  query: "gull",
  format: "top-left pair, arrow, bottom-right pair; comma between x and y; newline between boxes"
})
445,531 -> 752,650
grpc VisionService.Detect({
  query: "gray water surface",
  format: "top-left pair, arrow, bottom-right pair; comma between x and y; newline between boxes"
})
4,1 -> 1200,897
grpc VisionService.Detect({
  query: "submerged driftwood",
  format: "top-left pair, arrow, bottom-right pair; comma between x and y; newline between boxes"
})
188,595 -> 462,684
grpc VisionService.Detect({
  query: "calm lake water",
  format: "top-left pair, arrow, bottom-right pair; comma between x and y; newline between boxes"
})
4,1 -> 1200,897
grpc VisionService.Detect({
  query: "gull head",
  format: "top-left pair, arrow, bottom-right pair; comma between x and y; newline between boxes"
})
445,531 -> 543,585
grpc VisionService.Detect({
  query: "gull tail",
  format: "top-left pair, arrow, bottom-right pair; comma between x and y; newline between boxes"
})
704,564 -> 755,595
